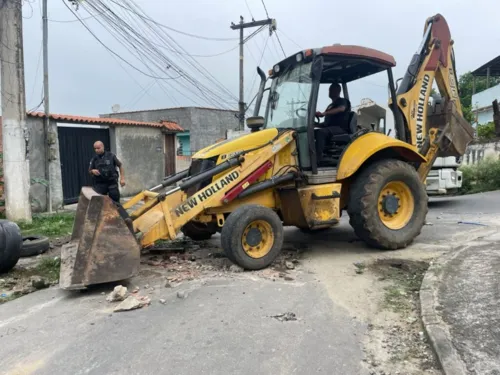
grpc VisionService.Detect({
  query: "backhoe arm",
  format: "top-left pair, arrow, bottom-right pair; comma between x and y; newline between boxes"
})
394,14 -> 474,181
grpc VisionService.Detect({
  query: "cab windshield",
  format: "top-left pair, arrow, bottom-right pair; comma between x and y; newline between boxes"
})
265,61 -> 313,129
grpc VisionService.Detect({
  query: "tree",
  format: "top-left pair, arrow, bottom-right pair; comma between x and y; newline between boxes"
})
458,72 -> 500,123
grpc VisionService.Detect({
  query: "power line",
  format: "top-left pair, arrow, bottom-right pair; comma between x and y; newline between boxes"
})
277,29 -> 303,50
260,0 -> 270,18
118,0 -> 238,103
274,32 -> 286,58
81,0 -> 237,108
244,0 -> 254,19
247,35 -> 269,104
28,42 -> 43,106
109,0 -> 238,42
62,0 -> 182,81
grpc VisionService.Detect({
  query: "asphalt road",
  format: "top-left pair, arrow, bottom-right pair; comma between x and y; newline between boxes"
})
1,191 -> 500,375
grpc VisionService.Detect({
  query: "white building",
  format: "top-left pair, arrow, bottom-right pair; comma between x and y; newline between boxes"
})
471,55 -> 500,126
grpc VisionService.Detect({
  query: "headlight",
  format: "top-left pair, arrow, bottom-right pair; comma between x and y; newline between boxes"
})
296,53 -> 303,62
273,64 -> 280,74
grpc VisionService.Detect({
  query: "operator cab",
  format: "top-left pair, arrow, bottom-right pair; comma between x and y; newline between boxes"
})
257,45 -> 399,174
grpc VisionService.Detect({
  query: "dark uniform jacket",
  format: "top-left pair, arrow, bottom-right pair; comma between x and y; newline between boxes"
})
89,151 -> 122,184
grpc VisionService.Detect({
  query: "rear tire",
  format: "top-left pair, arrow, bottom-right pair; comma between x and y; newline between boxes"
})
221,205 -> 284,270
347,159 -> 428,249
0,220 -> 22,273
181,221 -> 216,241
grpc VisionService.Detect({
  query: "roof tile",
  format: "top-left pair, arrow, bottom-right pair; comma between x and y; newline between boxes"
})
27,112 -> 183,132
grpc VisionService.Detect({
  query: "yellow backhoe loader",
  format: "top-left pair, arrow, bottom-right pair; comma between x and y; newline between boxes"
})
60,14 -> 474,290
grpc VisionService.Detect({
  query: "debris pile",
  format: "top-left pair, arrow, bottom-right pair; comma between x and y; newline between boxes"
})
139,238 -> 303,284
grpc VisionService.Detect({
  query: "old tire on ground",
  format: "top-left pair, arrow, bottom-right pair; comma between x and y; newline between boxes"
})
181,221 -> 216,241
0,220 -> 23,273
347,159 -> 428,249
20,236 -> 50,257
221,204 -> 284,270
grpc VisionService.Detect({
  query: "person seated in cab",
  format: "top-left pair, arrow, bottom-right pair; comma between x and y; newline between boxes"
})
314,83 -> 351,163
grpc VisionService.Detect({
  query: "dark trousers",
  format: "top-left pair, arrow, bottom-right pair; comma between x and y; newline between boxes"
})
93,181 -> 120,203
315,126 -> 348,163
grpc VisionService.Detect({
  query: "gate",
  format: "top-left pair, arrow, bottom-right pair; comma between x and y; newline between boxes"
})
58,125 -> 110,204
164,134 -> 176,176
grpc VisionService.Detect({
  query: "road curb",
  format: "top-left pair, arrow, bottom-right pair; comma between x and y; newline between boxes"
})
420,247 -> 467,375
419,226 -> 498,375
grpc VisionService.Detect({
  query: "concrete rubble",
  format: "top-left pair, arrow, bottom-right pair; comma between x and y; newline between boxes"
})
106,285 -> 128,302
114,295 -> 151,312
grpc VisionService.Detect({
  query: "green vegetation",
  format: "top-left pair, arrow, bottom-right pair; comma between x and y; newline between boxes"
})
17,212 -> 75,238
476,122 -> 497,141
460,158 -> 500,195
371,259 -> 429,314
34,257 -> 61,283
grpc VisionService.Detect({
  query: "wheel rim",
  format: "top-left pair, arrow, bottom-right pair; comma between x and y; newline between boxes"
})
242,220 -> 274,258
378,181 -> 414,230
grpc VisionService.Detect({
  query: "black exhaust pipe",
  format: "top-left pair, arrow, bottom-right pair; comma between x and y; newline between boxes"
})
237,172 -> 296,199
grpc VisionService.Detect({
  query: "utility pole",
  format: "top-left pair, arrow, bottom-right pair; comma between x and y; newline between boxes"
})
231,16 -> 276,130
42,0 -> 52,212
0,0 -> 32,222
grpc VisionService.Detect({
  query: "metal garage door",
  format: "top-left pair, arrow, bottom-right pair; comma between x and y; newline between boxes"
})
58,125 -> 110,205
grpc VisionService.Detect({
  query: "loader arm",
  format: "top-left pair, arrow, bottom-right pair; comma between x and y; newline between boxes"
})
394,14 -> 474,181
130,130 -> 296,248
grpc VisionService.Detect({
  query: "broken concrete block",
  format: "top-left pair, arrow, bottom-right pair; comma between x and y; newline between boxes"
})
114,295 -> 151,312
106,285 -> 128,302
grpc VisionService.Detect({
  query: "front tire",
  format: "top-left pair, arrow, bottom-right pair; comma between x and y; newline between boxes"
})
221,205 -> 284,270
347,159 -> 428,249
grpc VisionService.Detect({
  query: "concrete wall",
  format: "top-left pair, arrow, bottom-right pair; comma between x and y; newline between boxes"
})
463,141 -> 500,165
113,126 -> 165,196
101,107 -> 239,154
26,117 -> 64,213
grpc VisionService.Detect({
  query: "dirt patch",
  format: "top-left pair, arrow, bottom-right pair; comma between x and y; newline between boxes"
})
0,256 -> 60,304
361,259 -> 441,375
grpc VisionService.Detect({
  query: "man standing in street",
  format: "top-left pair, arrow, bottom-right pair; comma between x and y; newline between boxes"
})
88,141 -> 125,203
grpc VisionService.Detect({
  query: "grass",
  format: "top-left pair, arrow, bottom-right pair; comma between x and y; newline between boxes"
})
17,212 -> 75,238
35,257 -> 61,283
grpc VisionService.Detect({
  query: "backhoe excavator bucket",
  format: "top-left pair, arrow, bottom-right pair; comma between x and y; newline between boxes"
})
59,187 -> 141,290
428,101 -> 475,157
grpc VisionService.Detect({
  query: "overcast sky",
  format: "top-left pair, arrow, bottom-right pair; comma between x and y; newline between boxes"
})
16,0 -> 500,119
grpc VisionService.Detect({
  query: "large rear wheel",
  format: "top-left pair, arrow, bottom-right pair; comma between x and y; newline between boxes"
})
221,205 -> 284,270
347,159 -> 428,249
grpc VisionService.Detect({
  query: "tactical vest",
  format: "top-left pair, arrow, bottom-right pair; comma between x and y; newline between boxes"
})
94,152 -> 118,182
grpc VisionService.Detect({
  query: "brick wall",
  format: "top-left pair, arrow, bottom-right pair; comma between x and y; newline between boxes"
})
0,117 -> 4,214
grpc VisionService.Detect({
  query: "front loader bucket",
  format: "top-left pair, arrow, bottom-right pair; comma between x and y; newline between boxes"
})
427,101 -> 475,157
59,187 -> 141,290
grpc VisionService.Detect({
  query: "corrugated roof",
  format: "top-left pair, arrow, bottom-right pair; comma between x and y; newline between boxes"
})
27,111 -> 184,132
472,55 -> 500,77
